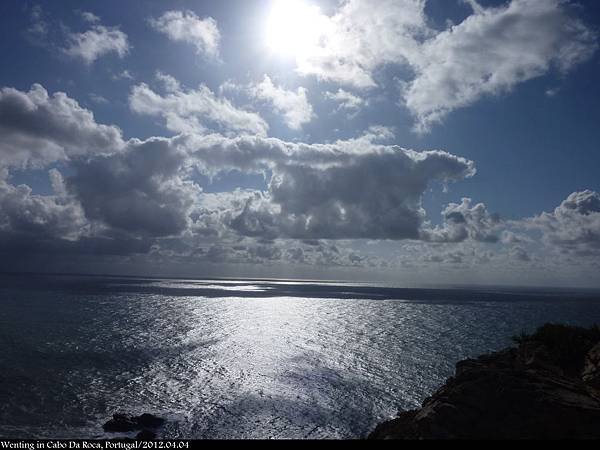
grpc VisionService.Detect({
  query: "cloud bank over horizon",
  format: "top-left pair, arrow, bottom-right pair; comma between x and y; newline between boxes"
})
1,0 -> 599,286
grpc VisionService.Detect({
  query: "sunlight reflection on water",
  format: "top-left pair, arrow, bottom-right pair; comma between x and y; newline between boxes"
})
1,277 -> 600,438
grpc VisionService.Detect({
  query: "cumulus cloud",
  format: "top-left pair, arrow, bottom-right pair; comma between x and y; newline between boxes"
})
0,81 -> 539,274
173,236 -> 380,269
422,198 -> 501,243
403,0 -> 598,132
67,137 -> 200,237
63,23 -> 130,64
149,10 -> 220,59
1,167 -> 152,270
527,190 -> 600,254
285,0 -> 596,131
0,84 -> 124,168
248,76 -> 315,130
510,246 -> 531,262
178,133 -> 476,240
6,94 -> 600,277
293,0 -> 430,88
0,168 -> 86,241
155,71 -> 181,93
129,79 -> 269,136
24,7 -> 130,65
57,129 -> 475,243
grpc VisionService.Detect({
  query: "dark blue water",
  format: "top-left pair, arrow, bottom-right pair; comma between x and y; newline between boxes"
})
1,274 -> 599,439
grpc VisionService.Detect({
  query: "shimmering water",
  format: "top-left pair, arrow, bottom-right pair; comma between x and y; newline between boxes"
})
1,274 -> 600,439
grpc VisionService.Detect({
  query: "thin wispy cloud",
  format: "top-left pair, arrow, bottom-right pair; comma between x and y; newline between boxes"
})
64,23 -> 130,65
129,78 -> 269,136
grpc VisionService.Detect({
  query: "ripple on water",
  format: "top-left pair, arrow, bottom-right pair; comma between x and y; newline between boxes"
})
1,279 -> 600,438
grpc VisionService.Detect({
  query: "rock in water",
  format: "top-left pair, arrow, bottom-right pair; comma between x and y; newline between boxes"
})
102,412 -> 165,434
136,430 -> 157,441
137,414 -> 165,428
369,324 -> 600,440
103,414 -> 139,432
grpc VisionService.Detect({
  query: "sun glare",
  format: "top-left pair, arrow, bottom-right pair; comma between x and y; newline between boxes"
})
266,0 -> 325,57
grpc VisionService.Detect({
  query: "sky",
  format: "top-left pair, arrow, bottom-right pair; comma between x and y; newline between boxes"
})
1,0 -> 600,287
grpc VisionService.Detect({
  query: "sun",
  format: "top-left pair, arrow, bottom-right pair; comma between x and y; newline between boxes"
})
265,0 -> 325,57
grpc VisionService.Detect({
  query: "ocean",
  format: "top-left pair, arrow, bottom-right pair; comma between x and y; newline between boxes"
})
1,273 -> 600,439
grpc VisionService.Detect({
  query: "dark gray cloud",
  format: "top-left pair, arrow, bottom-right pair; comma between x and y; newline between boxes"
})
0,91 -> 477,263
67,137 -> 199,237
230,149 -> 474,240
180,238 -> 382,269
0,168 -> 152,263
0,84 -> 123,168
0,231 -> 152,258
178,133 -> 475,240
510,246 -> 531,262
0,83 -> 528,277
0,168 -> 85,240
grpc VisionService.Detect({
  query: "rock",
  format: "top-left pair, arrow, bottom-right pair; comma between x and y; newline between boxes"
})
137,413 -> 165,428
102,412 -> 165,434
103,414 -> 139,432
136,430 -> 157,441
369,324 -> 600,440
583,343 -> 600,390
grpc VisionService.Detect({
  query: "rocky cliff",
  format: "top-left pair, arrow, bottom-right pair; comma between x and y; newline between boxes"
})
369,323 -> 600,440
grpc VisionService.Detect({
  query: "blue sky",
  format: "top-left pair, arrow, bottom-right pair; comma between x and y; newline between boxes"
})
1,0 -> 600,286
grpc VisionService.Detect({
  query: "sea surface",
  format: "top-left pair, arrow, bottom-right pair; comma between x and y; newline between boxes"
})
1,273 -> 600,439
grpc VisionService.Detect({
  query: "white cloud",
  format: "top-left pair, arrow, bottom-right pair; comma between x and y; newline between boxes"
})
0,168 -> 86,241
80,11 -> 100,24
68,137 -> 200,237
155,71 -> 181,93
293,0 -> 431,88
6,77 -> 600,279
64,24 -> 130,64
111,70 -> 134,81
283,0 -> 596,131
527,190 -> 600,255
422,198 -> 501,243
248,75 -> 315,130
403,0 -> 598,132
149,10 -> 220,59
129,79 -> 269,136
181,133 -> 476,240
0,125 -> 474,246
89,93 -> 108,104
0,84 -> 124,168
325,89 -> 366,116
510,246 -> 531,262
